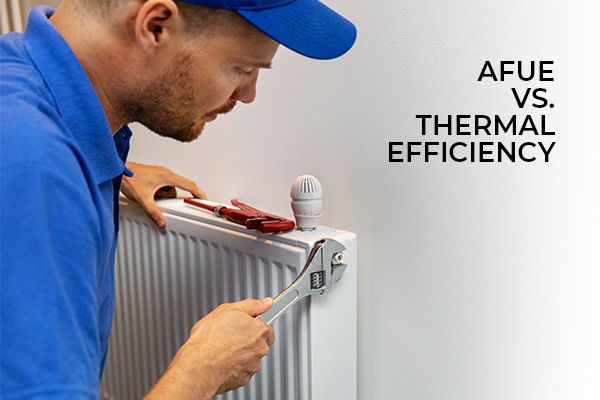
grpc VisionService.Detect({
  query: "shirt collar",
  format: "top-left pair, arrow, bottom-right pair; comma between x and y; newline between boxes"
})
23,6 -> 131,184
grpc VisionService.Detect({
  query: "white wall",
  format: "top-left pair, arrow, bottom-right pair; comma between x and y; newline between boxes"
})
128,1 -> 600,399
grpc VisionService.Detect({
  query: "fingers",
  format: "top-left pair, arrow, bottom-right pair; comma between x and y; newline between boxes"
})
139,198 -> 167,229
168,175 -> 206,200
121,162 -> 207,228
234,297 -> 274,317
212,298 -> 275,347
151,166 -> 206,200
155,186 -> 177,199
180,298 -> 276,395
229,298 -> 275,346
265,322 -> 275,346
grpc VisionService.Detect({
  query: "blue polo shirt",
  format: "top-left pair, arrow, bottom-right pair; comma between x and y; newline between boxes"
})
1,6 -> 133,399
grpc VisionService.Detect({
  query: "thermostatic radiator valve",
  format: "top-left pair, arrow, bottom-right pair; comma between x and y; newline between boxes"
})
290,175 -> 323,230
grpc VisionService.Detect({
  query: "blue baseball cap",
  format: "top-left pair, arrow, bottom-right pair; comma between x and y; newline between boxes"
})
178,0 -> 357,59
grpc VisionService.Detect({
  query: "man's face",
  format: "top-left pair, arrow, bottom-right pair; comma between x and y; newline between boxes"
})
127,18 -> 279,142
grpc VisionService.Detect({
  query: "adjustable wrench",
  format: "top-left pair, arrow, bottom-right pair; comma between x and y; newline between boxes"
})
258,238 -> 347,325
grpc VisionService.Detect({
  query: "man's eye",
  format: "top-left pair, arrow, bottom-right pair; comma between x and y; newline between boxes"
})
238,67 -> 254,76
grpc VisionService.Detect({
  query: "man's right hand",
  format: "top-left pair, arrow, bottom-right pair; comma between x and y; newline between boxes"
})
143,298 -> 275,400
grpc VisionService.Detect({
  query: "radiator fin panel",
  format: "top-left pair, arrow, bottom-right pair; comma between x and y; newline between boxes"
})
100,216 -> 309,400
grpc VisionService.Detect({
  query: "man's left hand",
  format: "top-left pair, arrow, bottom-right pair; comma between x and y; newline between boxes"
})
121,162 -> 206,229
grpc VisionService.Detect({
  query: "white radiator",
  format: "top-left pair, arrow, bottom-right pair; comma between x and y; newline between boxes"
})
100,198 -> 357,400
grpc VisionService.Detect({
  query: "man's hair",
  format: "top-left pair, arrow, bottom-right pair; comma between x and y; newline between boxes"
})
70,0 -> 243,36
176,1 -> 246,37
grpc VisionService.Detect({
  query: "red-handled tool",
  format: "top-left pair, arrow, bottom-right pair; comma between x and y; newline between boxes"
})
183,198 -> 295,234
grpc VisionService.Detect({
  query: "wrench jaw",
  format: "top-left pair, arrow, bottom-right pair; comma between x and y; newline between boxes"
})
258,238 -> 347,325
311,238 -> 347,296
331,262 -> 347,287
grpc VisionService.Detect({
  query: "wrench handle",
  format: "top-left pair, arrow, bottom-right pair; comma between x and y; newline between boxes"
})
256,239 -> 346,325
257,288 -> 301,325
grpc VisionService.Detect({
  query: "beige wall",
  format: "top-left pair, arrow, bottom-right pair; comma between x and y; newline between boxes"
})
3,1 -> 599,399
1,0 -> 61,33
128,1 -> 600,399
22,0 -> 62,9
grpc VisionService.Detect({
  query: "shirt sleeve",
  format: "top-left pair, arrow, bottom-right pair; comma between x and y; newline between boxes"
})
1,142 -> 105,399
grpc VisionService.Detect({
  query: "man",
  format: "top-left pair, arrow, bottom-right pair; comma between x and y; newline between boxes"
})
0,0 -> 356,398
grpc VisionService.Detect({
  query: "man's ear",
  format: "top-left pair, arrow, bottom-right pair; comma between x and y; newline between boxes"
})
134,0 -> 180,50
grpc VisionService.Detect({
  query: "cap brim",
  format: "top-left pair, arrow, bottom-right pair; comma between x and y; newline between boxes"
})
237,0 -> 357,60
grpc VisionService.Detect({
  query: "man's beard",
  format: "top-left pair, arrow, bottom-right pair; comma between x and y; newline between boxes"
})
123,53 -> 235,143
204,101 -> 236,121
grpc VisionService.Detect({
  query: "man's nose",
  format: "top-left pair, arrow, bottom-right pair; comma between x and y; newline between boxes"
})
230,73 -> 258,104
